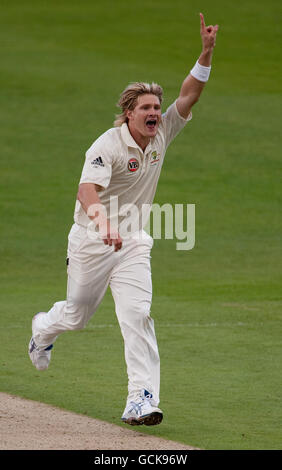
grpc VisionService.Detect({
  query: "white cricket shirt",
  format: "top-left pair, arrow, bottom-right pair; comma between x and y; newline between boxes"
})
74,101 -> 192,236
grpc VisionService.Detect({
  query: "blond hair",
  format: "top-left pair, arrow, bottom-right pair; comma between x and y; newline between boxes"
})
114,82 -> 163,127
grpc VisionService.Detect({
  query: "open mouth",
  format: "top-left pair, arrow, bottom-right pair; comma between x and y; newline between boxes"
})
146,119 -> 157,131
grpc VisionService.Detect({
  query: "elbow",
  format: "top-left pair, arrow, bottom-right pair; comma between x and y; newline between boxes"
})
190,93 -> 200,107
177,93 -> 200,119
77,183 -> 91,205
76,185 -> 83,203
76,183 -> 101,210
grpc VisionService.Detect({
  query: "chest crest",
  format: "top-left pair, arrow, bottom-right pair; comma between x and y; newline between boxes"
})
150,150 -> 160,165
127,157 -> 140,172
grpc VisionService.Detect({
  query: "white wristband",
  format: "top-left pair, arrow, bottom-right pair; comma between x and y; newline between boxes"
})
190,60 -> 211,82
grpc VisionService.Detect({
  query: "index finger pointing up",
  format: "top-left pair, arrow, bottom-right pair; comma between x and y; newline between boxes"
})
200,12 -> 206,31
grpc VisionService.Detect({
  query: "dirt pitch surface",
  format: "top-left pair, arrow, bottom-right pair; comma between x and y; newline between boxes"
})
0,392 -> 198,450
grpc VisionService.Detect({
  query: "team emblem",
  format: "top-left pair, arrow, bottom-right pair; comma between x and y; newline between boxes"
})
128,158 -> 139,172
150,150 -> 160,165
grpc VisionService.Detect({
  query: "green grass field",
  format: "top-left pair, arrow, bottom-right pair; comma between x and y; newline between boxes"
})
1,0 -> 282,450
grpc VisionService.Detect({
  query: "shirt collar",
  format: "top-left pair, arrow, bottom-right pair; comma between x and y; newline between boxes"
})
121,122 -> 153,154
121,123 -> 139,148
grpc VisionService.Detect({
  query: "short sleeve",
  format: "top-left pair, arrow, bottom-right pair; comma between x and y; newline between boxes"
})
79,134 -> 113,189
161,100 -> 192,148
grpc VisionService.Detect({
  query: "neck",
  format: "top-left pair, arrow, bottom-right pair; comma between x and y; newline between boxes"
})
128,123 -> 150,151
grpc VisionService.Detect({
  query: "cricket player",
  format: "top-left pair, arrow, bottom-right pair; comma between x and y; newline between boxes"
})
29,14 -> 218,426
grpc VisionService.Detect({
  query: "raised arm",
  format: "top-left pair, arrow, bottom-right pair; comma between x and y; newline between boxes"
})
176,13 -> 219,119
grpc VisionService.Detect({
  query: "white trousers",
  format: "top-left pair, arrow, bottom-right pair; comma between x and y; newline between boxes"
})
33,224 -> 160,405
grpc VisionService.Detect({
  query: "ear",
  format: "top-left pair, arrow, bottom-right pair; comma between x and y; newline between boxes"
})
126,109 -> 133,121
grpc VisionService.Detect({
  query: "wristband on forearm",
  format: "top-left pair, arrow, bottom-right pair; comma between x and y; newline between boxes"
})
190,60 -> 211,82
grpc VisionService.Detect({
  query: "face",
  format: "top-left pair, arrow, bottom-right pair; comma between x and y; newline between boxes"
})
127,94 -> 162,141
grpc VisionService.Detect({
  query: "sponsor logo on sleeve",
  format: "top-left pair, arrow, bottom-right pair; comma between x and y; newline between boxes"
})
91,156 -> 105,167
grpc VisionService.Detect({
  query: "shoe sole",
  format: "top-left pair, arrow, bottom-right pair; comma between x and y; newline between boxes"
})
122,411 -> 163,426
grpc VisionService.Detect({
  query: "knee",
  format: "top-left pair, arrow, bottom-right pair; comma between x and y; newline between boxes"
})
119,301 -> 151,324
64,300 -> 89,331
67,316 -> 87,331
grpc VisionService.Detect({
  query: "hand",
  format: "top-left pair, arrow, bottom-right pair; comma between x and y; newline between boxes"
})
200,12 -> 219,52
100,221 -> 123,252
102,231 -> 123,252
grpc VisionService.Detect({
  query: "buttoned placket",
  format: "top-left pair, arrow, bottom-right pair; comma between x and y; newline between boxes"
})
140,141 -> 153,176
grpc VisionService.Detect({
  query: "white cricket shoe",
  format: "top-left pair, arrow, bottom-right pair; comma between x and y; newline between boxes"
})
28,338 -> 53,370
121,389 -> 163,426
28,312 -> 53,371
